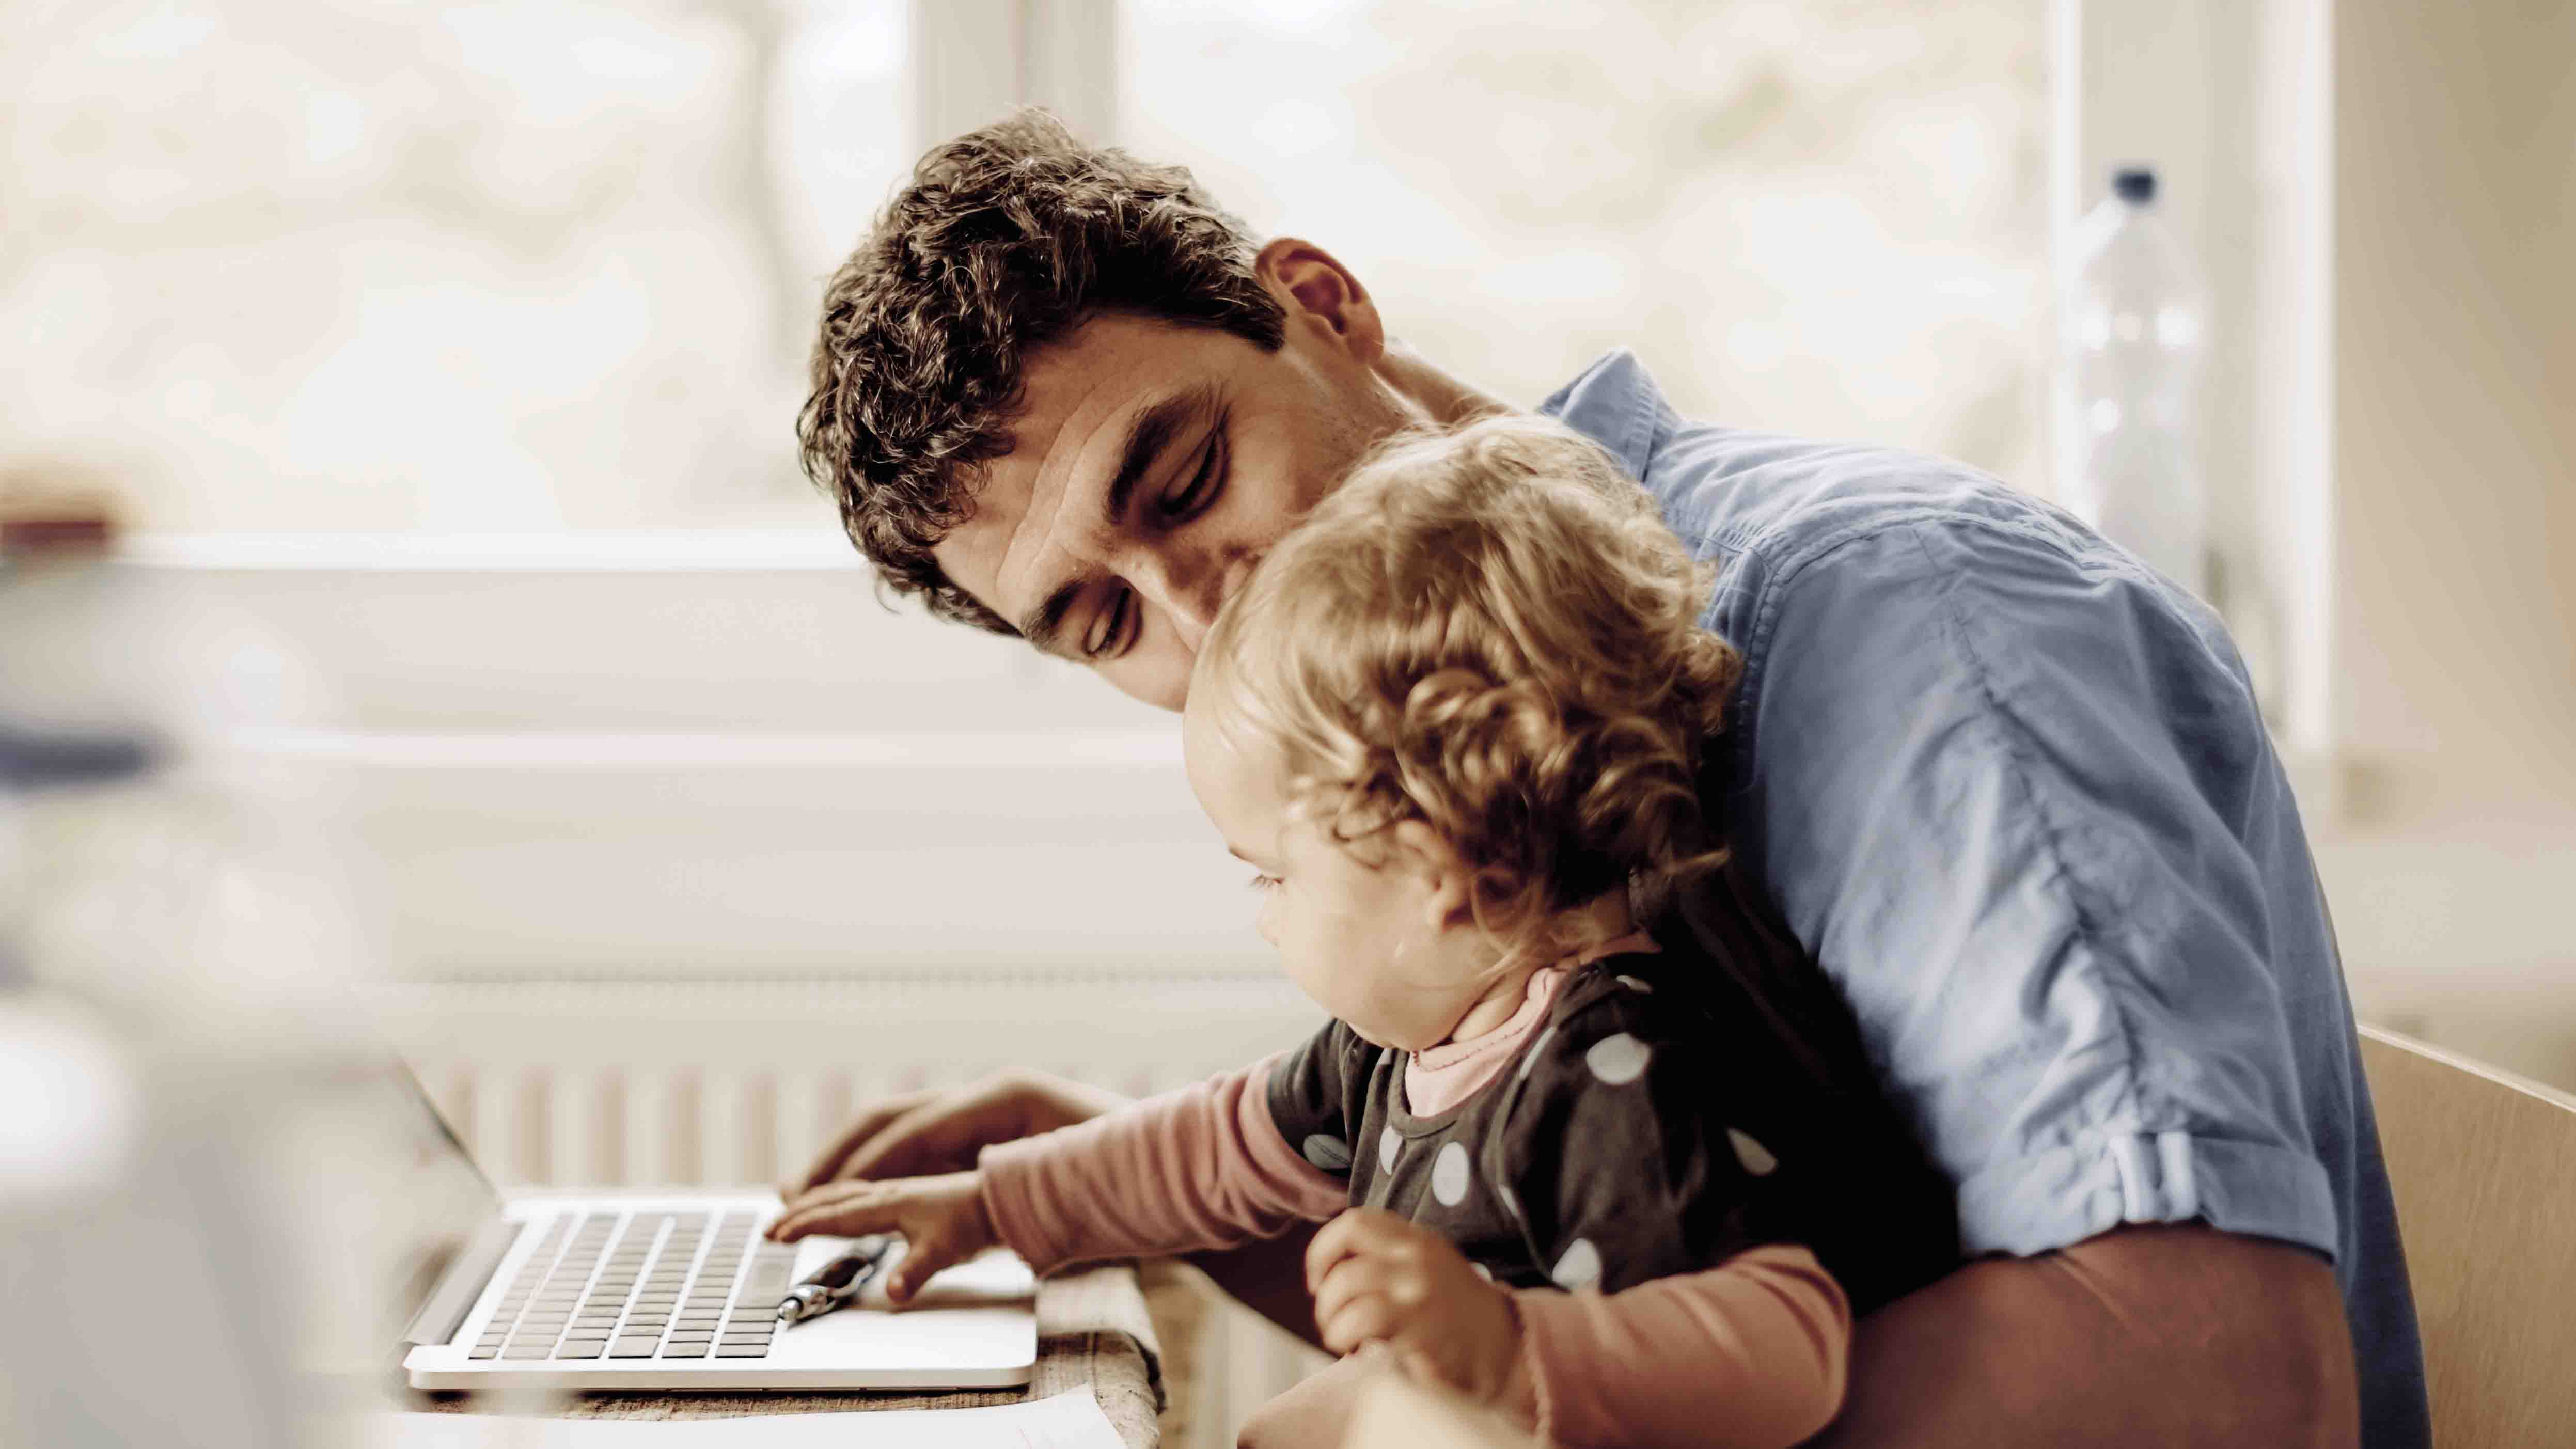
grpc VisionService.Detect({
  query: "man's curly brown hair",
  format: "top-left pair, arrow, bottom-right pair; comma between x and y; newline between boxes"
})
796,109 -> 1287,633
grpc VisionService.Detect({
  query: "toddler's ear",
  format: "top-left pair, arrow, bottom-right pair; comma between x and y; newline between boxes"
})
1390,820 -> 1477,932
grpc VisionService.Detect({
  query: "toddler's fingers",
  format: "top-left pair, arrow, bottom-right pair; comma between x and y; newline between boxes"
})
883,1232 -> 967,1305
1317,1288 -> 1406,1359
1302,1207 -> 1417,1293
1313,1251 -> 1430,1337
767,1183 -> 900,1242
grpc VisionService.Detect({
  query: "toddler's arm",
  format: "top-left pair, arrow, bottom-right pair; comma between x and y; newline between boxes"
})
1507,1243 -> 1849,1449
977,1048 -> 1348,1272
1487,990 -> 1861,1448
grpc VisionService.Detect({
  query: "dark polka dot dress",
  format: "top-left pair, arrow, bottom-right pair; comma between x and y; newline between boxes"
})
1267,897 -> 1959,1312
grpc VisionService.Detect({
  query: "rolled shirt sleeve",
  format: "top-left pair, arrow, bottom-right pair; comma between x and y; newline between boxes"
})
1735,514 -> 2337,1262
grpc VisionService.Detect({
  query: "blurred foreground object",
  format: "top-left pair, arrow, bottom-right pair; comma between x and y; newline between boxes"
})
0,502 -> 513,1444
1339,1368 -> 1540,1449
2061,164 -> 2211,598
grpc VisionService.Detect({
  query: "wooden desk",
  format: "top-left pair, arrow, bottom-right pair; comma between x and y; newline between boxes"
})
410,1264 -> 1163,1449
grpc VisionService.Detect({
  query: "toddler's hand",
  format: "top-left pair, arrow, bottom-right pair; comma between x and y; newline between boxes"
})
1306,1207 -> 1526,1406
766,1170 -> 996,1304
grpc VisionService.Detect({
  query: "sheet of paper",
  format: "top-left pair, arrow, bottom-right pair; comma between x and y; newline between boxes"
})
357,1390 -> 1126,1449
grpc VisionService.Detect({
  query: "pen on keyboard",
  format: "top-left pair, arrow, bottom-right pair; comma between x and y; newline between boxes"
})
776,1235 -> 895,1326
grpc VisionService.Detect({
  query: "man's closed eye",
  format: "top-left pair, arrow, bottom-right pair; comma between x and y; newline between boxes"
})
1159,422 -> 1229,524
1083,588 -> 1136,658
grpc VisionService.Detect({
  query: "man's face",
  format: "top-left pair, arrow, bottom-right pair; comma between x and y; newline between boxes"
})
930,263 -> 1411,711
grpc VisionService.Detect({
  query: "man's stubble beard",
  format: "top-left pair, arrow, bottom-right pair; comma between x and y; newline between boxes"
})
1303,372 -> 1426,522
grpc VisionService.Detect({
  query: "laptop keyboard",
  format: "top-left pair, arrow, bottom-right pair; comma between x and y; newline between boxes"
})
467,1210 -> 798,1362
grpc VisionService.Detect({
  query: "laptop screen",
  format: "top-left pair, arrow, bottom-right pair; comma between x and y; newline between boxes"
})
372,1059 -> 504,1335
269,1055 -> 509,1371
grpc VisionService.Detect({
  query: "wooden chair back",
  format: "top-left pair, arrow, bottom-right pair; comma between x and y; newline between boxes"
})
2358,1024 -> 2576,1448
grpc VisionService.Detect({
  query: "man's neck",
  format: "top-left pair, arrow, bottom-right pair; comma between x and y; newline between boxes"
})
1376,338 -> 1511,427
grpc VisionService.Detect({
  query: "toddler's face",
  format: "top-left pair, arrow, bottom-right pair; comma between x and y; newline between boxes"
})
1181,693 -> 1488,1051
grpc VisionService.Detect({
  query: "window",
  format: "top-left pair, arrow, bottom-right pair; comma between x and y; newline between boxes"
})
1120,0 -> 2049,484
2,0 -> 909,531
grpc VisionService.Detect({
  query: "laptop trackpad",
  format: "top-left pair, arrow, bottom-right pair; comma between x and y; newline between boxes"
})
772,1241 -> 1036,1371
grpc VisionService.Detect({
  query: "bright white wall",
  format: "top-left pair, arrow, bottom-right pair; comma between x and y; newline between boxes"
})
2327,0 -> 2576,822
2311,0 -> 2576,1088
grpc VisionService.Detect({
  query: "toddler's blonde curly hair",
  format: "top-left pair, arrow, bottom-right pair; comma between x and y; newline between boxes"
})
1192,412 -> 1743,970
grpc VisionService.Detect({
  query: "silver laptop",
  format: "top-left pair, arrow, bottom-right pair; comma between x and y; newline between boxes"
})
380,1062 -> 1036,1392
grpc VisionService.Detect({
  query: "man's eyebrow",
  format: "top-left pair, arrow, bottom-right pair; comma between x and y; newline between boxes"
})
1018,577 -> 1088,656
1015,384 -> 1220,655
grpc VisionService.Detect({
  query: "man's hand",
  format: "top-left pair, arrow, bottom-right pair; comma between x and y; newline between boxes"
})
766,1171 -> 998,1304
780,1069 -> 1132,1199
1306,1208 -> 1526,1407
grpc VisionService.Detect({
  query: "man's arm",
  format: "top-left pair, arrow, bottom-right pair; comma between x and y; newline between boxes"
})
1236,1223 -> 2359,1449
779,1077 -> 2362,1446
1813,1225 -> 2357,1448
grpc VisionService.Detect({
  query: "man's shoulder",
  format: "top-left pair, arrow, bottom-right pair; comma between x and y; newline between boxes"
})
1648,423 -> 2083,597
1540,350 -> 2174,667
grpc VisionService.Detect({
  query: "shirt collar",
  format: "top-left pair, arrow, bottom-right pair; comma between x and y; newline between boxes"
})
1537,348 -> 1678,482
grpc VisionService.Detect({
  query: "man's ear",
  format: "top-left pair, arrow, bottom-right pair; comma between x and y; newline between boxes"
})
1389,819 -> 1475,932
1255,238 -> 1385,365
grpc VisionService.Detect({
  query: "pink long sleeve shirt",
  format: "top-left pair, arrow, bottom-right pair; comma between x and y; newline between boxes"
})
978,937 -> 1887,1449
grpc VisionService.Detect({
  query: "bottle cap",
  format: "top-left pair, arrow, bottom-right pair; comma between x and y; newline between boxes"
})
2112,166 -> 2157,205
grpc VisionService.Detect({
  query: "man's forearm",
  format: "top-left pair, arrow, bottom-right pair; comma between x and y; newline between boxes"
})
1229,1223 -> 2359,1449
1811,1224 -> 2359,1449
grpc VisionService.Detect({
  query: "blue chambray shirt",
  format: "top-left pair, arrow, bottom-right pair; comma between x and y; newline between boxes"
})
1542,351 -> 2428,1447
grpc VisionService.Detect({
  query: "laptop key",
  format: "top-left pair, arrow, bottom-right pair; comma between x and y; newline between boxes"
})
662,1342 -> 711,1358
608,1337 -> 660,1358
714,1344 -> 770,1358
468,1345 -> 501,1360
502,1346 -> 555,1360
554,1342 -> 607,1359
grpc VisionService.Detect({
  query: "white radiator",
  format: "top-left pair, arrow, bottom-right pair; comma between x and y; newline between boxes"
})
379,966 -> 1332,1443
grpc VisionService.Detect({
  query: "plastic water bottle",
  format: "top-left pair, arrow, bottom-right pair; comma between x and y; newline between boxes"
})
2062,165 -> 2209,596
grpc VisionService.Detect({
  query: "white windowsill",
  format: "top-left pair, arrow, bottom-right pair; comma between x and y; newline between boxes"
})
202,727 -> 1183,770
114,529 -> 863,572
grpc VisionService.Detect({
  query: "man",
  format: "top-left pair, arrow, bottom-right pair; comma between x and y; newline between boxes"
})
788,111 -> 2423,1447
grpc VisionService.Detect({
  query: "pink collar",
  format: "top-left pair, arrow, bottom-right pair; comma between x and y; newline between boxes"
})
1404,930 -> 1659,1119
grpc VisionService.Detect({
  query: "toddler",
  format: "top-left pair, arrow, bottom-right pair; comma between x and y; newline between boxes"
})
772,415 -> 1957,1448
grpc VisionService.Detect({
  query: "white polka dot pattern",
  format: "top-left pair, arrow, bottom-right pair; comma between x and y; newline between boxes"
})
1615,974 -> 1654,994
1497,1180 -> 1521,1219
1584,1032 -> 1651,1085
1514,1023 -> 1558,1082
1729,1127 -> 1779,1176
1551,1237 -> 1603,1290
1431,1142 -> 1471,1206
1472,1262 -> 1494,1282
1379,1125 -> 1403,1174
1302,1133 -> 1352,1172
